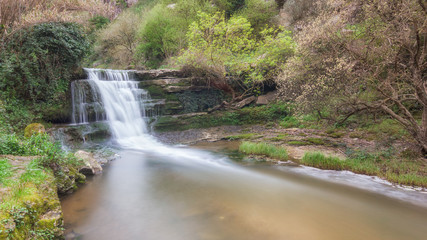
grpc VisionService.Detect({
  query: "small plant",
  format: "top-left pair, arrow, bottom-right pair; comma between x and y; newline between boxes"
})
0,159 -> 13,184
239,141 -> 288,160
280,116 -> 300,128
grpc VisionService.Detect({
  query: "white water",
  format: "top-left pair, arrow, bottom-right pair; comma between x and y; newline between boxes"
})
75,68 -> 229,167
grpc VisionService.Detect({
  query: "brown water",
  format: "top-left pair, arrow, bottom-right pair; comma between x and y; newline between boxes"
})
62,143 -> 427,240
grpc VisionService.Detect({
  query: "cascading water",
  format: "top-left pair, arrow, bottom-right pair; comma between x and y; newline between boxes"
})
71,68 -> 160,144
70,68 -> 229,165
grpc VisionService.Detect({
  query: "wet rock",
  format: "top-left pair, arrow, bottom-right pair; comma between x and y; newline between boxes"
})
75,150 -> 103,175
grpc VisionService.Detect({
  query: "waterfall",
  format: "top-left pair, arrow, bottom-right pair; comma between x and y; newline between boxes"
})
71,68 -> 225,166
71,68 -> 159,141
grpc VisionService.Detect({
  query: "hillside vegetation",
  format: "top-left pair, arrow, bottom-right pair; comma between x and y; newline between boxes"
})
89,0 -> 426,155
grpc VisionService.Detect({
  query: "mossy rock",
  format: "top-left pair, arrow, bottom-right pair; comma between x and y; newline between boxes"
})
24,123 -> 46,138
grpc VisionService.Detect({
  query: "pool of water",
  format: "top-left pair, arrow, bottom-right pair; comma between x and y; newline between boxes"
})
61,142 -> 427,240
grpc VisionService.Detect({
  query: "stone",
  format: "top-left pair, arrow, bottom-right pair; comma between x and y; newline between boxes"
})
133,69 -> 187,80
138,78 -> 192,88
256,90 -> 278,105
75,150 -> 102,175
235,96 -> 256,108
24,123 -> 45,138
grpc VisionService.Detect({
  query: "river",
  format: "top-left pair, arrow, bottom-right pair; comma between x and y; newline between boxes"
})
61,69 -> 427,240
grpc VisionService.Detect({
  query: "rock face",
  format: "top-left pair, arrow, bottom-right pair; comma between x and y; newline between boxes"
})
24,123 -> 45,138
134,69 -> 228,117
133,69 -> 187,81
75,150 -> 103,175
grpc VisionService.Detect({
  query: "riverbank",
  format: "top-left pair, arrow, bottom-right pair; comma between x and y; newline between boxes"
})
155,122 -> 427,189
0,131 -> 107,239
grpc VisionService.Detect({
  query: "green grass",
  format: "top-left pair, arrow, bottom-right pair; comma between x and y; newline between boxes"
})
300,151 -> 427,187
301,152 -> 344,170
280,116 -> 301,128
239,142 -> 288,160
0,159 -> 13,185
305,138 -> 326,145
287,140 -> 311,146
224,133 -> 259,140
267,134 -> 289,141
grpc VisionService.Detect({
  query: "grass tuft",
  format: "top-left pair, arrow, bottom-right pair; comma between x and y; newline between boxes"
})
239,141 -> 288,160
224,133 -> 259,140
301,152 -> 344,170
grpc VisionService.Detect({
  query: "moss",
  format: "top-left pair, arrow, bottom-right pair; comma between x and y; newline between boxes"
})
305,138 -> 326,145
267,134 -> 289,142
287,140 -> 311,146
24,123 -> 45,138
224,133 -> 259,140
328,132 -> 345,138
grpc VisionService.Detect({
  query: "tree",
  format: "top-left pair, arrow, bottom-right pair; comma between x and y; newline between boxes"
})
278,0 -> 427,153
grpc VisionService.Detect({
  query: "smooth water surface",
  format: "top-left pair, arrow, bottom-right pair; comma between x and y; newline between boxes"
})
63,69 -> 427,240
62,145 -> 427,240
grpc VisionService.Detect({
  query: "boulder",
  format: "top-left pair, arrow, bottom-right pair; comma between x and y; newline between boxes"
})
24,123 -> 45,138
235,96 -> 256,108
75,150 -> 102,175
256,90 -> 278,105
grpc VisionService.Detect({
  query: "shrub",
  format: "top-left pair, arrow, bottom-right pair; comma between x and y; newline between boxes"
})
0,22 -> 89,124
177,11 -> 295,98
136,0 -> 212,68
237,0 -> 278,32
94,10 -> 140,68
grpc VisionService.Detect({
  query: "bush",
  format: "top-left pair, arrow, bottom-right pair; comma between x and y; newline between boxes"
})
0,22 -> 89,124
237,0 -> 278,32
94,10 -> 140,68
136,0 -> 212,68
177,11 -> 294,98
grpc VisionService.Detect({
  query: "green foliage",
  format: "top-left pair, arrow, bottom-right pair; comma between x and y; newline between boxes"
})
0,22 -> 89,125
177,11 -> 295,94
280,116 -> 301,128
89,15 -> 110,30
0,159 -> 12,184
301,152 -> 344,170
214,0 -> 246,16
224,133 -> 259,140
237,0 -> 278,32
365,119 -> 407,139
239,141 -> 288,160
287,140 -> 310,146
136,0 -> 212,68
